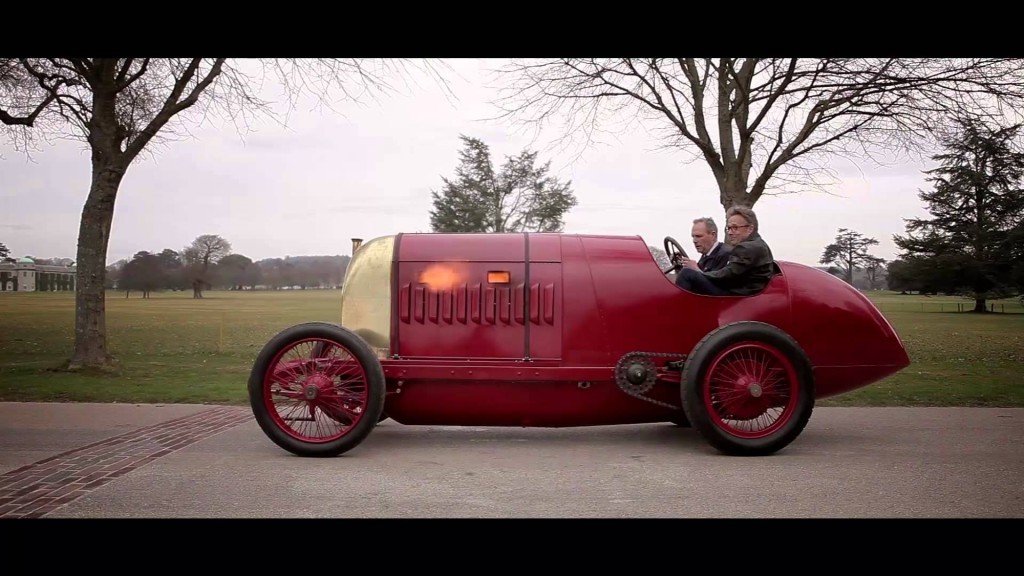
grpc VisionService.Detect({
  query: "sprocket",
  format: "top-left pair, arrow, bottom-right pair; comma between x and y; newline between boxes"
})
613,351 -> 686,409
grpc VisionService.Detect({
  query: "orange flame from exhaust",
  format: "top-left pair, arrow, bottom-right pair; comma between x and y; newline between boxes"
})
418,264 -> 465,290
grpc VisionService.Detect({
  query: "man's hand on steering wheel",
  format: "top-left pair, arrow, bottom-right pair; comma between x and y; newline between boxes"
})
663,236 -> 689,274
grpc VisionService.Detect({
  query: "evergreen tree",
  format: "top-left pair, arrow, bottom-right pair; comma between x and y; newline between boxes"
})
819,228 -> 881,285
894,120 -> 1024,312
430,136 -> 577,233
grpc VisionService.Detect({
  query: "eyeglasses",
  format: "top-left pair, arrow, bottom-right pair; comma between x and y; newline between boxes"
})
725,224 -> 752,232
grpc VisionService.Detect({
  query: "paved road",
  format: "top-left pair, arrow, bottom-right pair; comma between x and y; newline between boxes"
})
1,403 -> 1021,518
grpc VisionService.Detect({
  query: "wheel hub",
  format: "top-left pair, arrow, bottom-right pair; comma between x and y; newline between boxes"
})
731,375 -> 763,398
302,373 -> 334,401
718,374 -> 768,420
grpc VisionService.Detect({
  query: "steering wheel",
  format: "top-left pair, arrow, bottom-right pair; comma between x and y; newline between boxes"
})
663,236 -> 689,274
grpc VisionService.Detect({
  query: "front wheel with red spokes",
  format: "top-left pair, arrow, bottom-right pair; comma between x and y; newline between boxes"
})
681,322 -> 814,456
249,322 -> 385,456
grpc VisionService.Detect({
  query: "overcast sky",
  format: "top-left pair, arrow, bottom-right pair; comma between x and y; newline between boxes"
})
1,59 -> 935,267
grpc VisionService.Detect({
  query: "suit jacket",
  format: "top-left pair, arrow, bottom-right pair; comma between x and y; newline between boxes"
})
698,242 -> 731,272
703,232 -> 775,295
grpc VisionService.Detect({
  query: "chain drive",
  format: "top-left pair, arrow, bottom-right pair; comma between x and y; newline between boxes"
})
614,351 -> 686,410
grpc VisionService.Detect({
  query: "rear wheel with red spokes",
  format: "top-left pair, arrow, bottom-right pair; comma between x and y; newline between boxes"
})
682,322 -> 814,456
249,322 -> 385,456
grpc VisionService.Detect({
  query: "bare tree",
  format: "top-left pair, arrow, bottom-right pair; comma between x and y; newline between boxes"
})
1,58 -> 446,370
183,235 -> 232,299
496,59 -> 1024,210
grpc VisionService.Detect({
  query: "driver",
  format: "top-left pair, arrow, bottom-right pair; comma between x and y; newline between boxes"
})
675,206 -> 775,296
685,217 -> 730,273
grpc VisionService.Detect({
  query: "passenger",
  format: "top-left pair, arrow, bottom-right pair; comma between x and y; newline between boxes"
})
675,206 -> 775,296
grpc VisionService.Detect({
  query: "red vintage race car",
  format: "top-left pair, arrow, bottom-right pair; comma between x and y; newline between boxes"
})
248,233 -> 910,456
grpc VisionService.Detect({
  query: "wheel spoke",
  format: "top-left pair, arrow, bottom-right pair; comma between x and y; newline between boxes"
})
756,351 -> 769,386
279,398 -> 307,422
271,375 -> 303,391
319,390 -> 365,404
711,390 -> 752,401
324,361 -> 362,381
717,361 -> 745,382
272,388 -> 304,400
318,399 -> 358,425
313,341 -> 335,358
745,350 -> 758,381
275,361 -> 309,384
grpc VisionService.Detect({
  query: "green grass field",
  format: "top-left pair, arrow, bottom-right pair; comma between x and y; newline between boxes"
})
0,290 -> 341,404
0,290 -> 1021,406
819,292 -> 1023,406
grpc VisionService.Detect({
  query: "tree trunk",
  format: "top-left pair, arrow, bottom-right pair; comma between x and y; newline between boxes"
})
69,164 -> 124,370
973,297 -> 988,313
720,181 -> 754,211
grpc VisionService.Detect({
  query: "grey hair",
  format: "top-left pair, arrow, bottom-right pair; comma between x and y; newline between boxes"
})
692,217 -> 718,236
726,206 -> 758,232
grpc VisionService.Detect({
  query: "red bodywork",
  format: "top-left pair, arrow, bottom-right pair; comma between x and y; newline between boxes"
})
377,233 -> 909,427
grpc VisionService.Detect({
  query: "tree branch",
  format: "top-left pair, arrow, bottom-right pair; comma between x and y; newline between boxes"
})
124,58 -> 224,162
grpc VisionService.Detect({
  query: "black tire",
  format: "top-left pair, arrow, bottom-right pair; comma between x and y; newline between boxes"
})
248,322 -> 385,457
669,414 -> 691,427
681,322 -> 814,456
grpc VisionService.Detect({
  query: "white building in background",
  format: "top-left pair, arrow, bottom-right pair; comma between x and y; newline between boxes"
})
0,257 -> 76,292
